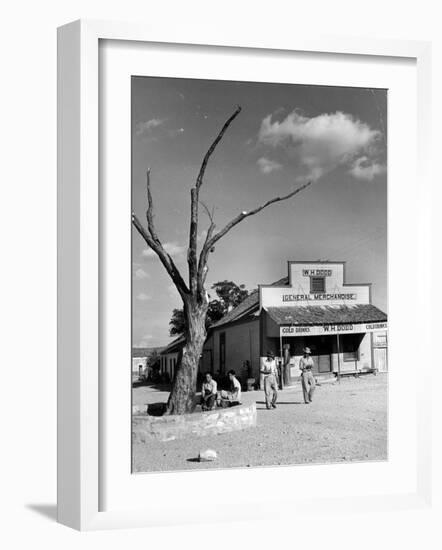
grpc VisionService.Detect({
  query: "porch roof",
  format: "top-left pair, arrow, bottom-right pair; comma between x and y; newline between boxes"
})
265,304 -> 387,326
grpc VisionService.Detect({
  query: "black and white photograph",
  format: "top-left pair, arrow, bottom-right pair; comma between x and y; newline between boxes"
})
131,76 -> 388,473
2,0 -> 439,544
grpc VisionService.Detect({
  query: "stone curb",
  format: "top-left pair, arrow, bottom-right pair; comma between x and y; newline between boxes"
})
133,402 -> 257,443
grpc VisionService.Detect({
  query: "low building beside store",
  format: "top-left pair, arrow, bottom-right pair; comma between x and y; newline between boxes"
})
159,336 -> 183,381
201,261 -> 387,384
132,347 -> 163,380
132,349 -> 149,378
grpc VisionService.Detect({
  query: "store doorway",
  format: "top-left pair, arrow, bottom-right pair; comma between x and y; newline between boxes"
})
340,333 -> 364,372
305,336 -> 333,375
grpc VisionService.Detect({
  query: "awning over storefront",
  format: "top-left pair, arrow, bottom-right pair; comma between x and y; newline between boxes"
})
265,304 -> 387,337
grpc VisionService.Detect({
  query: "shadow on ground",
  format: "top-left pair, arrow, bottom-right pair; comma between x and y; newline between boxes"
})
133,381 -> 172,391
256,400 -> 305,405
26,504 -> 57,522
147,402 -> 167,416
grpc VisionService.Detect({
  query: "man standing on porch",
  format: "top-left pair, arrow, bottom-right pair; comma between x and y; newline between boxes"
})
299,347 -> 316,404
261,351 -> 278,410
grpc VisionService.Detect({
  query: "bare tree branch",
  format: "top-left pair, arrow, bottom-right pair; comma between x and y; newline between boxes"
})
199,200 -> 215,223
195,105 -> 242,192
145,169 -> 160,243
188,106 -> 242,298
188,188 -> 199,294
197,216 -> 216,296
206,180 -> 312,250
134,169 -> 189,294
132,212 -> 189,298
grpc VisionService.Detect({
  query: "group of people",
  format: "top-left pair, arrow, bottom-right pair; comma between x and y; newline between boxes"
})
200,369 -> 242,411
260,347 -> 316,409
200,347 -> 316,411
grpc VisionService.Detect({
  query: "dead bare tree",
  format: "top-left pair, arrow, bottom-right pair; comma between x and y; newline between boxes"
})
132,106 -> 312,414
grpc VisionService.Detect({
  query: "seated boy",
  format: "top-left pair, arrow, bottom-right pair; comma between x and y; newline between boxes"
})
201,372 -> 218,410
219,370 -> 242,407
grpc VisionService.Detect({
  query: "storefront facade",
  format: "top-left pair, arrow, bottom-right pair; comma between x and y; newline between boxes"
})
203,261 -> 387,383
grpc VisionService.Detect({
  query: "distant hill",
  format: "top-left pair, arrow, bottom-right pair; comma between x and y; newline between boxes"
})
132,346 -> 164,358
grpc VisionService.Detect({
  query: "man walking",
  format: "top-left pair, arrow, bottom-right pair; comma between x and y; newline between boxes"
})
299,347 -> 315,404
261,351 -> 278,410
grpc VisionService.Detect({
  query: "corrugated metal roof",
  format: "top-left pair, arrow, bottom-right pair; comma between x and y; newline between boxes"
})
266,304 -> 387,326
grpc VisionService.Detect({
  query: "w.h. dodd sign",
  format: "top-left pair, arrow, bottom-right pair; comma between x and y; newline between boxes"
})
280,321 -> 387,337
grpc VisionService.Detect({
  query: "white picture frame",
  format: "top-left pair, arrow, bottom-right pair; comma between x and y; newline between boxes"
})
57,19 -> 432,531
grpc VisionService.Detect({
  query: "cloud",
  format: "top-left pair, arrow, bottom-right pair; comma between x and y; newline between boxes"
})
349,156 -> 387,181
257,156 -> 283,174
136,293 -> 151,301
134,268 -> 149,280
258,110 -> 383,181
135,118 -> 165,137
142,242 -> 186,259
134,118 -> 185,141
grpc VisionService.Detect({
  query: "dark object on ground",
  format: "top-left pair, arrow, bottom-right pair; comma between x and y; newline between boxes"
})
147,402 -> 167,416
335,368 -> 377,379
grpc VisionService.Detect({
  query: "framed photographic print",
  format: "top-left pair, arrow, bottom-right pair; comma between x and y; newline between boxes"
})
57,19 -> 432,530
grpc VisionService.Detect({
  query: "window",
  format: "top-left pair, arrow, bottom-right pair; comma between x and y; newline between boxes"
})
374,332 -> 387,346
310,276 -> 325,293
343,349 -> 358,361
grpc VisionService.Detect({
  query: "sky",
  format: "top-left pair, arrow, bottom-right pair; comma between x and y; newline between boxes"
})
131,77 -> 387,348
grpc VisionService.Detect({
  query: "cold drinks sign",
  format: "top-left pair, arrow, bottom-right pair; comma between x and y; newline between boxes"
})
280,322 -> 387,337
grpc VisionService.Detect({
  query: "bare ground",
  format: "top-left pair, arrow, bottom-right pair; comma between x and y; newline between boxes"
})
132,373 -> 388,473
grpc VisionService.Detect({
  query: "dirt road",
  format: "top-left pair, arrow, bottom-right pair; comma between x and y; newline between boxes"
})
132,374 -> 387,473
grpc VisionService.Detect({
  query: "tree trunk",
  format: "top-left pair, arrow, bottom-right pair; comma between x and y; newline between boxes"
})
165,298 -> 208,415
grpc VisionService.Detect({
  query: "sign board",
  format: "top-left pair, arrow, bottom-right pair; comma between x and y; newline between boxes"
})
281,292 -> 358,303
280,322 -> 387,337
302,269 -> 333,277
260,262 -> 371,308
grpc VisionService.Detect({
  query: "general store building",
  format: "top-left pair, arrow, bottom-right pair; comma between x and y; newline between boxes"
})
201,261 -> 387,384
